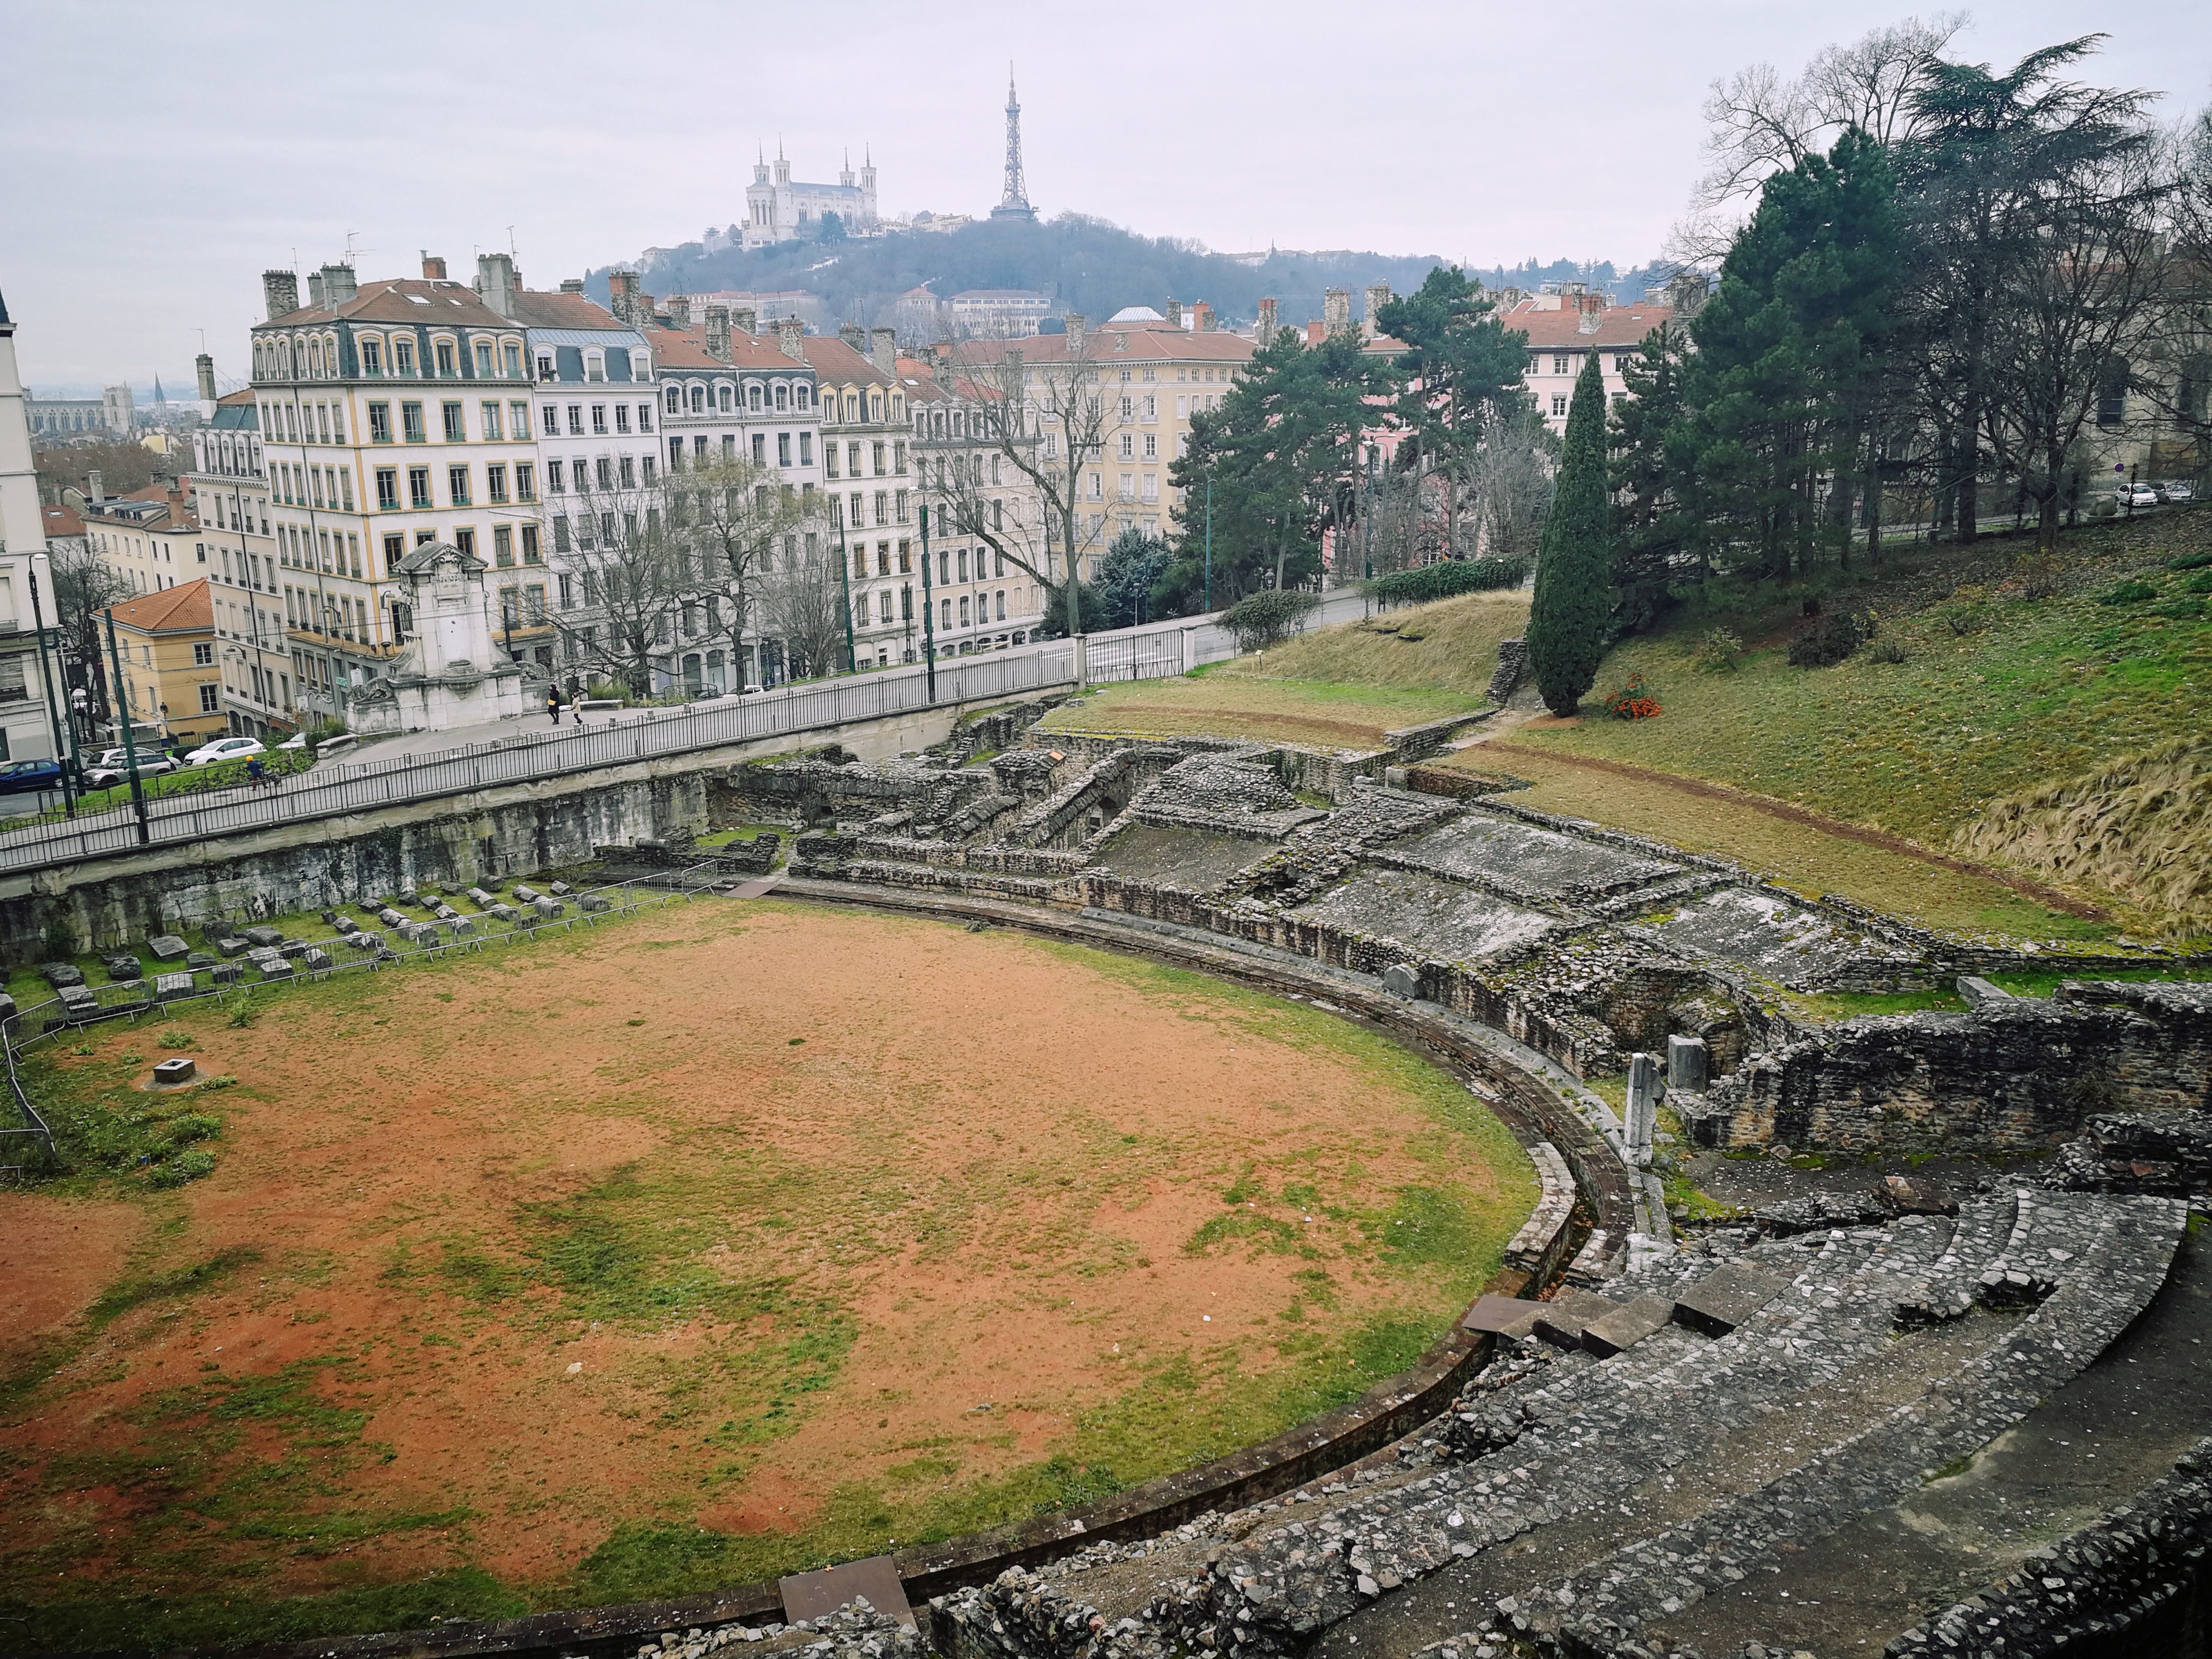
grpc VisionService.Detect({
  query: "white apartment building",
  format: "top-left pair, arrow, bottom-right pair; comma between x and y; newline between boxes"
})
904,353 -> 1048,662
249,253 -> 543,718
1496,278 -> 1701,435
185,390 -> 294,734
0,289 -> 60,763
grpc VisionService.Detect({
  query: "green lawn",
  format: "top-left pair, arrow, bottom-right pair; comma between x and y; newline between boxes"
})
1041,668 -> 1486,751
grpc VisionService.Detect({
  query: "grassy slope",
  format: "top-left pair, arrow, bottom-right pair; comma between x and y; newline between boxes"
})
1039,590 -> 1528,750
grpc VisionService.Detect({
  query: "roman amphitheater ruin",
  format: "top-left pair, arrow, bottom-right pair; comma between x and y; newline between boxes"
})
4,688 -> 2208,1659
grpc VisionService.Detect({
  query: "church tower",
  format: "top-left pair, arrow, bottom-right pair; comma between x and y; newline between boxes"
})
991,66 -> 1037,222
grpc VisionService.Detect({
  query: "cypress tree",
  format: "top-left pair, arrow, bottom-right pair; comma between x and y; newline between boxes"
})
1527,350 -> 1612,715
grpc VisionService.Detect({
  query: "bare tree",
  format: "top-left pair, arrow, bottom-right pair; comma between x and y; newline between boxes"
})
937,328 -> 1112,637
1673,12 -> 1967,261
759,535 -> 849,680
544,468 -> 687,694
46,540 -> 134,721
1464,403 -> 1560,565
680,457 -> 818,683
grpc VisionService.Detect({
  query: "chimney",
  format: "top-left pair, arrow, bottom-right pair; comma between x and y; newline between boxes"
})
868,326 -> 896,377
666,294 -> 691,330
195,352 -> 217,415
840,322 -> 867,352
307,270 -> 326,308
1364,283 -> 1392,339
320,262 -> 357,305
421,252 -> 448,280
704,304 -> 731,363
1322,288 -> 1351,336
1668,270 -> 1708,321
780,317 -> 810,362
559,278 -> 585,294
261,269 -> 299,321
1576,290 -> 1605,334
1192,300 -> 1215,333
607,269 -> 638,326
88,469 -> 105,505
1255,298 -> 1277,347
1065,311 -> 1086,356
1164,298 -> 1182,329
474,253 -> 516,318
733,306 -> 757,336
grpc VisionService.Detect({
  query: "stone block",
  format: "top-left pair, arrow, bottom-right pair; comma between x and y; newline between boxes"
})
466,887 -> 495,906
147,934 -> 190,963
580,894 -> 612,913
300,948 -> 332,971
155,972 -> 195,1002
152,1056 -> 197,1086
532,897 -> 564,919
258,957 -> 294,979
513,885 -> 541,904
549,881 -> 573,897
1880,1173 -> 1955,1216
1626,1051 -> 1661,1163
377,908 -> 405,928
334,916 -> 359,934
1582,1294 -> 1676,1358
185,952 -> 216,970
1532,1288 -> 1619,1348
279,939 -> 309,959
1461,1294 -> 1545,1341
41,962 -> 84,989
0,993 -> 15,1027
1671,1263 -> 1789,1337
319,909 -> 339,925
487,903 -> 520,922
1957,974 -> 2014,1010
1381,961 -> 1421,1000
449,918 -> 475,938
216,936 -> 249,957
433,904 -> 458,921
59,983 -> 97,1010
209,963 -> 244,984
1666,1034 -> 1708,1093
240,925 -> 283,949
347,932 -> 380,951
102,953 -> 144,983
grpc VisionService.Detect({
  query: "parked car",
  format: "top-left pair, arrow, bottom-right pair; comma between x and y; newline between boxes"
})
277,730 -> 311,751
0,758 -> 67,797
183,736 -> 265,767
2155,481 -> 2195,503
2117,483 -> 2161,508
84,748 -> 178,789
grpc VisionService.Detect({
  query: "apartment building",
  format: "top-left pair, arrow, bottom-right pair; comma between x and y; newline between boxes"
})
799,328 -> 918,665
0,289 -> 59,763
103,579 -> 227,749
184,390 -> 293,733
84,484 -> 204,596
903,353 -> 1048,662
249,253 -> 539,717
1498,278 -> 1697,436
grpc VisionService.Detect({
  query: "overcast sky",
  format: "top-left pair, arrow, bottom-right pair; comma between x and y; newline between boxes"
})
4,0 -> 2205,391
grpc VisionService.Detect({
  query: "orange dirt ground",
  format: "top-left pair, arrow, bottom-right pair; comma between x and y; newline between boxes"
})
0,900 -> 1528,1614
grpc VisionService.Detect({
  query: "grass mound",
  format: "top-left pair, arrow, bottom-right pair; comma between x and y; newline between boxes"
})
1952,737 -> 2211,940
1219,590 -> 1531,697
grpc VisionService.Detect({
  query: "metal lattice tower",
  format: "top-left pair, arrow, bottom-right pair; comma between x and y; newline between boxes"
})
992,65 -> 1037,221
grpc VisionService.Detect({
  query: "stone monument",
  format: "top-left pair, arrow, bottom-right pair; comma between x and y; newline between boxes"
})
349,541 -> 530,734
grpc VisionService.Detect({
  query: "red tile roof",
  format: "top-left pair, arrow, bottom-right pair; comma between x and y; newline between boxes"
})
512,290 -> 623,331
798,336 -> 897,388
1498,299 -> 1676,351
261,278 -> 515,330
42,503 -> 84,536
107,578 -> 214,634
946,325 -> 1254,371
644,323 -> 812,373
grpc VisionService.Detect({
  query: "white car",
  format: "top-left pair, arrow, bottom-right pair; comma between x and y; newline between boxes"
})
87,748 -> 177,779
278,730 -> 311,751
2156,481 -> 2195,504
183,736 -> 266,767
2117,484 -> 2160,508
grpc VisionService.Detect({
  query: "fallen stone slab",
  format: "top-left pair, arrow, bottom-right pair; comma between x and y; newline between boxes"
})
465,887 -> 495,906
333,916 -> 358,934
487,903 -> 520,922
1880,1173 -> 1956,1216
377,908 -> 405,928
580,894 -> 612,913
513,884 -> 541,904
216,936 -> 249,957
185,952 -> 216,970
147,934 -> 190,963
41,962 -> 84,989
300,948 -> 332,971
433,904 -> 458,921
155,972 -> 195,1002
1534,1288 -> 1621,1348
449,918 -> 476,938
240,925 -> 283,949
1462,1295 -> 1546,1341
549,881 -> 573,897
1672,1262 -> 1790,1337
532,897 -> 564,919
258,958 -> 294,979
1582,1294 -> 1677,1358
279,939 -> 310,959
208,963 -> 244,985
101,953 -> 143,982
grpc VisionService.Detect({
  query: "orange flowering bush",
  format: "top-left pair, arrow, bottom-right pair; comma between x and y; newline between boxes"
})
1603,672 -> 1663,720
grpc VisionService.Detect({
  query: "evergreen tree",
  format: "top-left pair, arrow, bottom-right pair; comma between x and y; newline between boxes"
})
1527,351 -> 1611,715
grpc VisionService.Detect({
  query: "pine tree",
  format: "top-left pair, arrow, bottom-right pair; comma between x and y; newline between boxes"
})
1527,351 -> 1611,716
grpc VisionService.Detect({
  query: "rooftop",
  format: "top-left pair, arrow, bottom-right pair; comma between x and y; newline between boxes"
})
108,576 -> 213,633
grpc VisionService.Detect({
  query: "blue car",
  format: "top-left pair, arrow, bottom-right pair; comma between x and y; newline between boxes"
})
0,758 -> 67,796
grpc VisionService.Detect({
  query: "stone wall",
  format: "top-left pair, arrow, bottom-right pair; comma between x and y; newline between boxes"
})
1677,981 -> 2212,1153
3,774 -> 705,961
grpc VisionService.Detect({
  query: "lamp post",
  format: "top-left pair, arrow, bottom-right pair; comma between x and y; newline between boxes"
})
1203,476 -> 1212,613
101,607 -> 152,845
26,555 -> 77,817
835,496 -> 857,673
918,502 -> 938,702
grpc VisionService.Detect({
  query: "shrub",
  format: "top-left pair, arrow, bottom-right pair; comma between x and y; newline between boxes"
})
225,998 -> 257,1029
1787,609 -> 1874,667
2186,570 -> 2212,595
1364,557 -> 1527,608
164,1113 -> 221,1146
157,1027 -> 196,1050
1934,599 -> 1986,636
41,919 -> 76,961
1868,638 -> 1910,664
1221,589 -> 1322,653
148,1147 -> 216,1189
2166,550 -> 2211,571
2098,580 -> 2158,606
1602,672 -> 1663,720
1690,627 -> 1743,672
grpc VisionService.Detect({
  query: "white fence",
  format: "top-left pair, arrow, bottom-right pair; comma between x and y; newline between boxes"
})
0,587 -> 1373,878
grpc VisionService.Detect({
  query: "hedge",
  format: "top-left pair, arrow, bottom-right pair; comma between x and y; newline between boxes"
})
1364,557 -> 1528,608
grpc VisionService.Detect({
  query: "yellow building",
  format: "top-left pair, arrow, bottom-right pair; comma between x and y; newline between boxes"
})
104,578 -> 229,748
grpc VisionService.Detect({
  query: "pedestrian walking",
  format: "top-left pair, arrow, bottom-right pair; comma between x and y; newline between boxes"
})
245,756 -> 266,791
546,687 -> 561,726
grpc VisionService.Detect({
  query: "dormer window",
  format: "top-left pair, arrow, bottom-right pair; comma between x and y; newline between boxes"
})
504,342 -> 524,377
435,339 -> 457,376
584,351 -> 605,383
395,338 -> 417,376
795,385 -> 811,409
664,385 -> 681,414
717,384 -> 734,414
361,338 -> 384,376
538,354 -> 556,381
748,384 -> 764,412
474,341 -> 494,376
774,384 -> 788,411
688,384 -> 706,414
630,351 -> 651,379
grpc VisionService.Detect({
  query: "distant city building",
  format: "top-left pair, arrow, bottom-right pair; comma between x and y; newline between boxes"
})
185,390 -> 287,734
1497,278 -> 1697,436
664,289 -> 818,326
103,384 -> 137,434
103,579 -> 229,748
741,147 -> 878,249
950,289 -> 1051,338
904,350 -> 1049,659
0,286 -> 61,765
25,396 -> 105,436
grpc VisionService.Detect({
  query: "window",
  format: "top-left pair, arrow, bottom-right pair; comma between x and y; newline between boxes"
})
665,386 -> 681,415
376,467 -> 399,510
618,455 -> 636,489
959,596 -> 971,627
1553,355 -> 1569,375
874,489 -> 888,526
567,404 -> 584,435
384,532 -> 405,573
504,342 -> 523,377
637,401 -> 652,432
408,466 -> 432,509
522,525 -> 541,564
547,459 -> 565,493
591,404 -> 607,435
515,462 -> 535,501
717,384 -> 734,414
752,434 -> 767,464
362,338 -> 384,376
487,463 -> 509,503
1551,395 -> 1568,417
442,401 -> 465,442
1143,434 -> 1156,459
1119,433 -> 1134,459
494,525 -> 515,567
800,431 -> 814,468
455,527 -> 476,557
640,458 -> 654,487
826,442 -> 839,478
542,403 -> 560,435
481,401 -> 503,440
748,384 -> 763,411
778,433 -> 792,467
595,457 -> 614,491
552,515 -> 571,554
614,404 -> 630,434
193,641 -> 214,666
449,465 -> 470,506
198,682 -> 220,714
941,598 -> 952,630
368,402 -> 392,443
436,340 -> 457,376
996,590 -> 1007,621
474,341 -> 494,377
402,401 -> 425,442
585,352 -> 605,383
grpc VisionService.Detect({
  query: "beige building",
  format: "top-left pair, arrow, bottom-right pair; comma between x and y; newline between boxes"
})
104,579 -> 228,749
948,308 -> 1254,579
248,253 -> 540,719
185,388 -> 293,734
1495,279 -> 1699,437
84,484 -> 207,596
